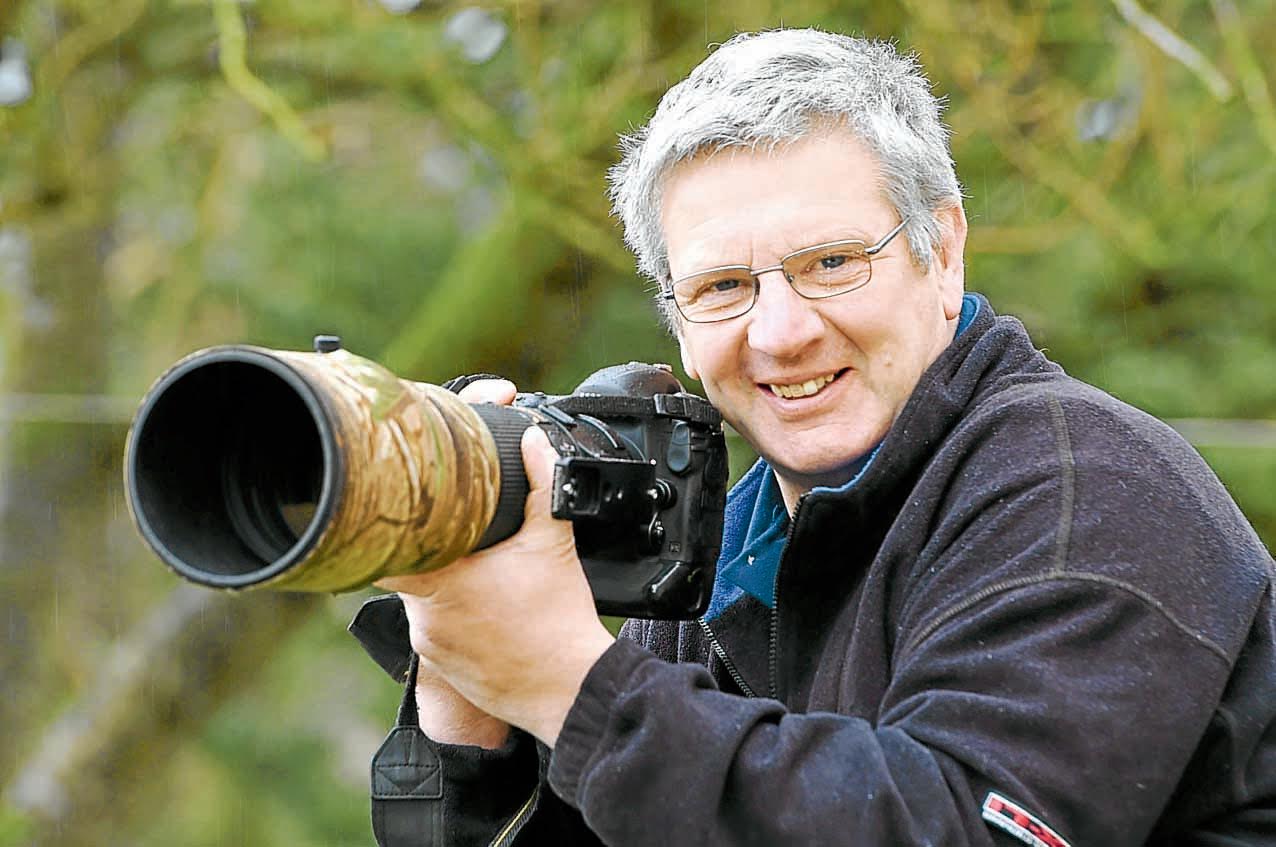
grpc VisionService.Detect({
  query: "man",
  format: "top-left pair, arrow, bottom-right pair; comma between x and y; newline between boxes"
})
352,29 -> 1276,846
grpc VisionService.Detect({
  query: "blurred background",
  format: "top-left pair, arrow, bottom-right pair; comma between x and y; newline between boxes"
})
1,1 -> 1274,844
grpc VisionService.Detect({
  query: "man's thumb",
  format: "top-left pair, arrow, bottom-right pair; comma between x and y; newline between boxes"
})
520,425 -> 561,522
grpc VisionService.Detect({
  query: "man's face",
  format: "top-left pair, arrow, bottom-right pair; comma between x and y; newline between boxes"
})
662,130 -> 967,505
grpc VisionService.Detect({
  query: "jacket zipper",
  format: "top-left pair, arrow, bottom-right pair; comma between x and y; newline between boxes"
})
697,617 -> 757,698
487,783 -> 539,847
768,493 -> 808,700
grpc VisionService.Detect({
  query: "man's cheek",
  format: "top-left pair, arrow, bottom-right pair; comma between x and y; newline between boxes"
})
676,331 -> 702,381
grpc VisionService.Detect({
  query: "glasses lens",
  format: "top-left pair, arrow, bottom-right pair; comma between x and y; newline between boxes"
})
673,269 -> 757,322
785,242 -> 871,298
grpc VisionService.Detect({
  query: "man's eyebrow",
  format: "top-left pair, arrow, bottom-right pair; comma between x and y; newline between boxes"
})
672,244 -> 752,274
772,232 -> 872,258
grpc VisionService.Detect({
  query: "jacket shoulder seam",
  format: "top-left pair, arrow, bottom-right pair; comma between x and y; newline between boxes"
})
901,571 -> 1234,664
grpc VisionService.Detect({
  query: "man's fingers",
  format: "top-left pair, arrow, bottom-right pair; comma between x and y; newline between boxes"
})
521,426 -> 561,521
457,378 -> 517,405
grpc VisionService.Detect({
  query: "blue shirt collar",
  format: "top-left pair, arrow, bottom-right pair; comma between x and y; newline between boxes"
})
956,291 -> 979,336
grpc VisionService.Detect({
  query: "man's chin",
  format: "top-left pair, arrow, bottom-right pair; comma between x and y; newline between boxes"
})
765,449 -> 876,493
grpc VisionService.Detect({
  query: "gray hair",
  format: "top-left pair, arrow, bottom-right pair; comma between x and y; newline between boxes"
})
608,29 -> 963,326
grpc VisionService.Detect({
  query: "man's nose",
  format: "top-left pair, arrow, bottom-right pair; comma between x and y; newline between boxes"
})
745,269 -> 825,358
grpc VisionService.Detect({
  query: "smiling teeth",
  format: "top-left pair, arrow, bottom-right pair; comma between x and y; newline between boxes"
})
769,373 -> 836,399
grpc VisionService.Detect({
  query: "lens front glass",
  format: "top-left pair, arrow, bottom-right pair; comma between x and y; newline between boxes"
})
221,422 -> 322,562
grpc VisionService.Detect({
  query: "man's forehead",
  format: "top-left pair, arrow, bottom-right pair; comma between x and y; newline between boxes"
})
659,132 -> 892,269
664,126 -> 870,179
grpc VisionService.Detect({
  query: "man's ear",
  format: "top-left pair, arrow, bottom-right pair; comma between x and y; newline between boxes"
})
934,203 -> 968,321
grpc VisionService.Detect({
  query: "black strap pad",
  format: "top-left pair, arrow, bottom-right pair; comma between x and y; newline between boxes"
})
370,655 -> 443,847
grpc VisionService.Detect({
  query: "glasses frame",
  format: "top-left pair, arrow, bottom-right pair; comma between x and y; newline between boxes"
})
661,218 -> 910,324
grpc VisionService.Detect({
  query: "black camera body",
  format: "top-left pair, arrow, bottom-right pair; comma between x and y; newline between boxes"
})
491,362 -> 729,619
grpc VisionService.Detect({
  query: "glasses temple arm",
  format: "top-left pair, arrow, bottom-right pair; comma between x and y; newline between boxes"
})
864,218 -> 909,256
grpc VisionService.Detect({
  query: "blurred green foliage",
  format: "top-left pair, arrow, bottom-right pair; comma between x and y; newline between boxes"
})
1,1 -> 1274,844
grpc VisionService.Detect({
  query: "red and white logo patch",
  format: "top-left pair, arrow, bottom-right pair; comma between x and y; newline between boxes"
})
981,792 -> 1072,847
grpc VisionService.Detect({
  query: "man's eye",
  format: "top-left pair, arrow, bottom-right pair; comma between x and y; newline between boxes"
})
690,276 -> 744,299
819,253 -> 850,270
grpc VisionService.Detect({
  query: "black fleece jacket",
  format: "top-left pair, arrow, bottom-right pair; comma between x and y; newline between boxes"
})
351,296 -> 1276,846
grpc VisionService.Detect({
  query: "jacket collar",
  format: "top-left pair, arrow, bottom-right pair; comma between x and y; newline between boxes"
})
700,294 -> 1059,697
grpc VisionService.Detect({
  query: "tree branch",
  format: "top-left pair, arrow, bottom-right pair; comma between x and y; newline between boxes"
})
212,0 -> 326,162
37,0 -> 150,95
1212,0 -> 1276,157
1112,0 -> 1233,101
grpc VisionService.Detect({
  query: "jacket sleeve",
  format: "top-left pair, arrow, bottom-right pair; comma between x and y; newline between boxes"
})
367,725 -> 609,847
352,595 -> 623,846
542,391 -> 1269,847
368,723 -> 540,847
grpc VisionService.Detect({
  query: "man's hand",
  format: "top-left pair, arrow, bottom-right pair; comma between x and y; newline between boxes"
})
377,379 -> 615,748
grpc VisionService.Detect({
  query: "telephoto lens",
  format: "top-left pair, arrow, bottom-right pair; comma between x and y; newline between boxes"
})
124,341 -> 533,593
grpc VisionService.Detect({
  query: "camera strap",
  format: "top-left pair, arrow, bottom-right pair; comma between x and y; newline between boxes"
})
370,653 -> 444,847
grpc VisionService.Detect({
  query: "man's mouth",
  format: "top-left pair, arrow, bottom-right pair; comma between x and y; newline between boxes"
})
766,371 -> 841,399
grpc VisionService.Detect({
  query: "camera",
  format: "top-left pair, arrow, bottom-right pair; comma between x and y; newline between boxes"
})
124,338 -> 729,619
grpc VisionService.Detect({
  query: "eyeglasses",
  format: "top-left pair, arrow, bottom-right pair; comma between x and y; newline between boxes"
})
661,219 -> 909,324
